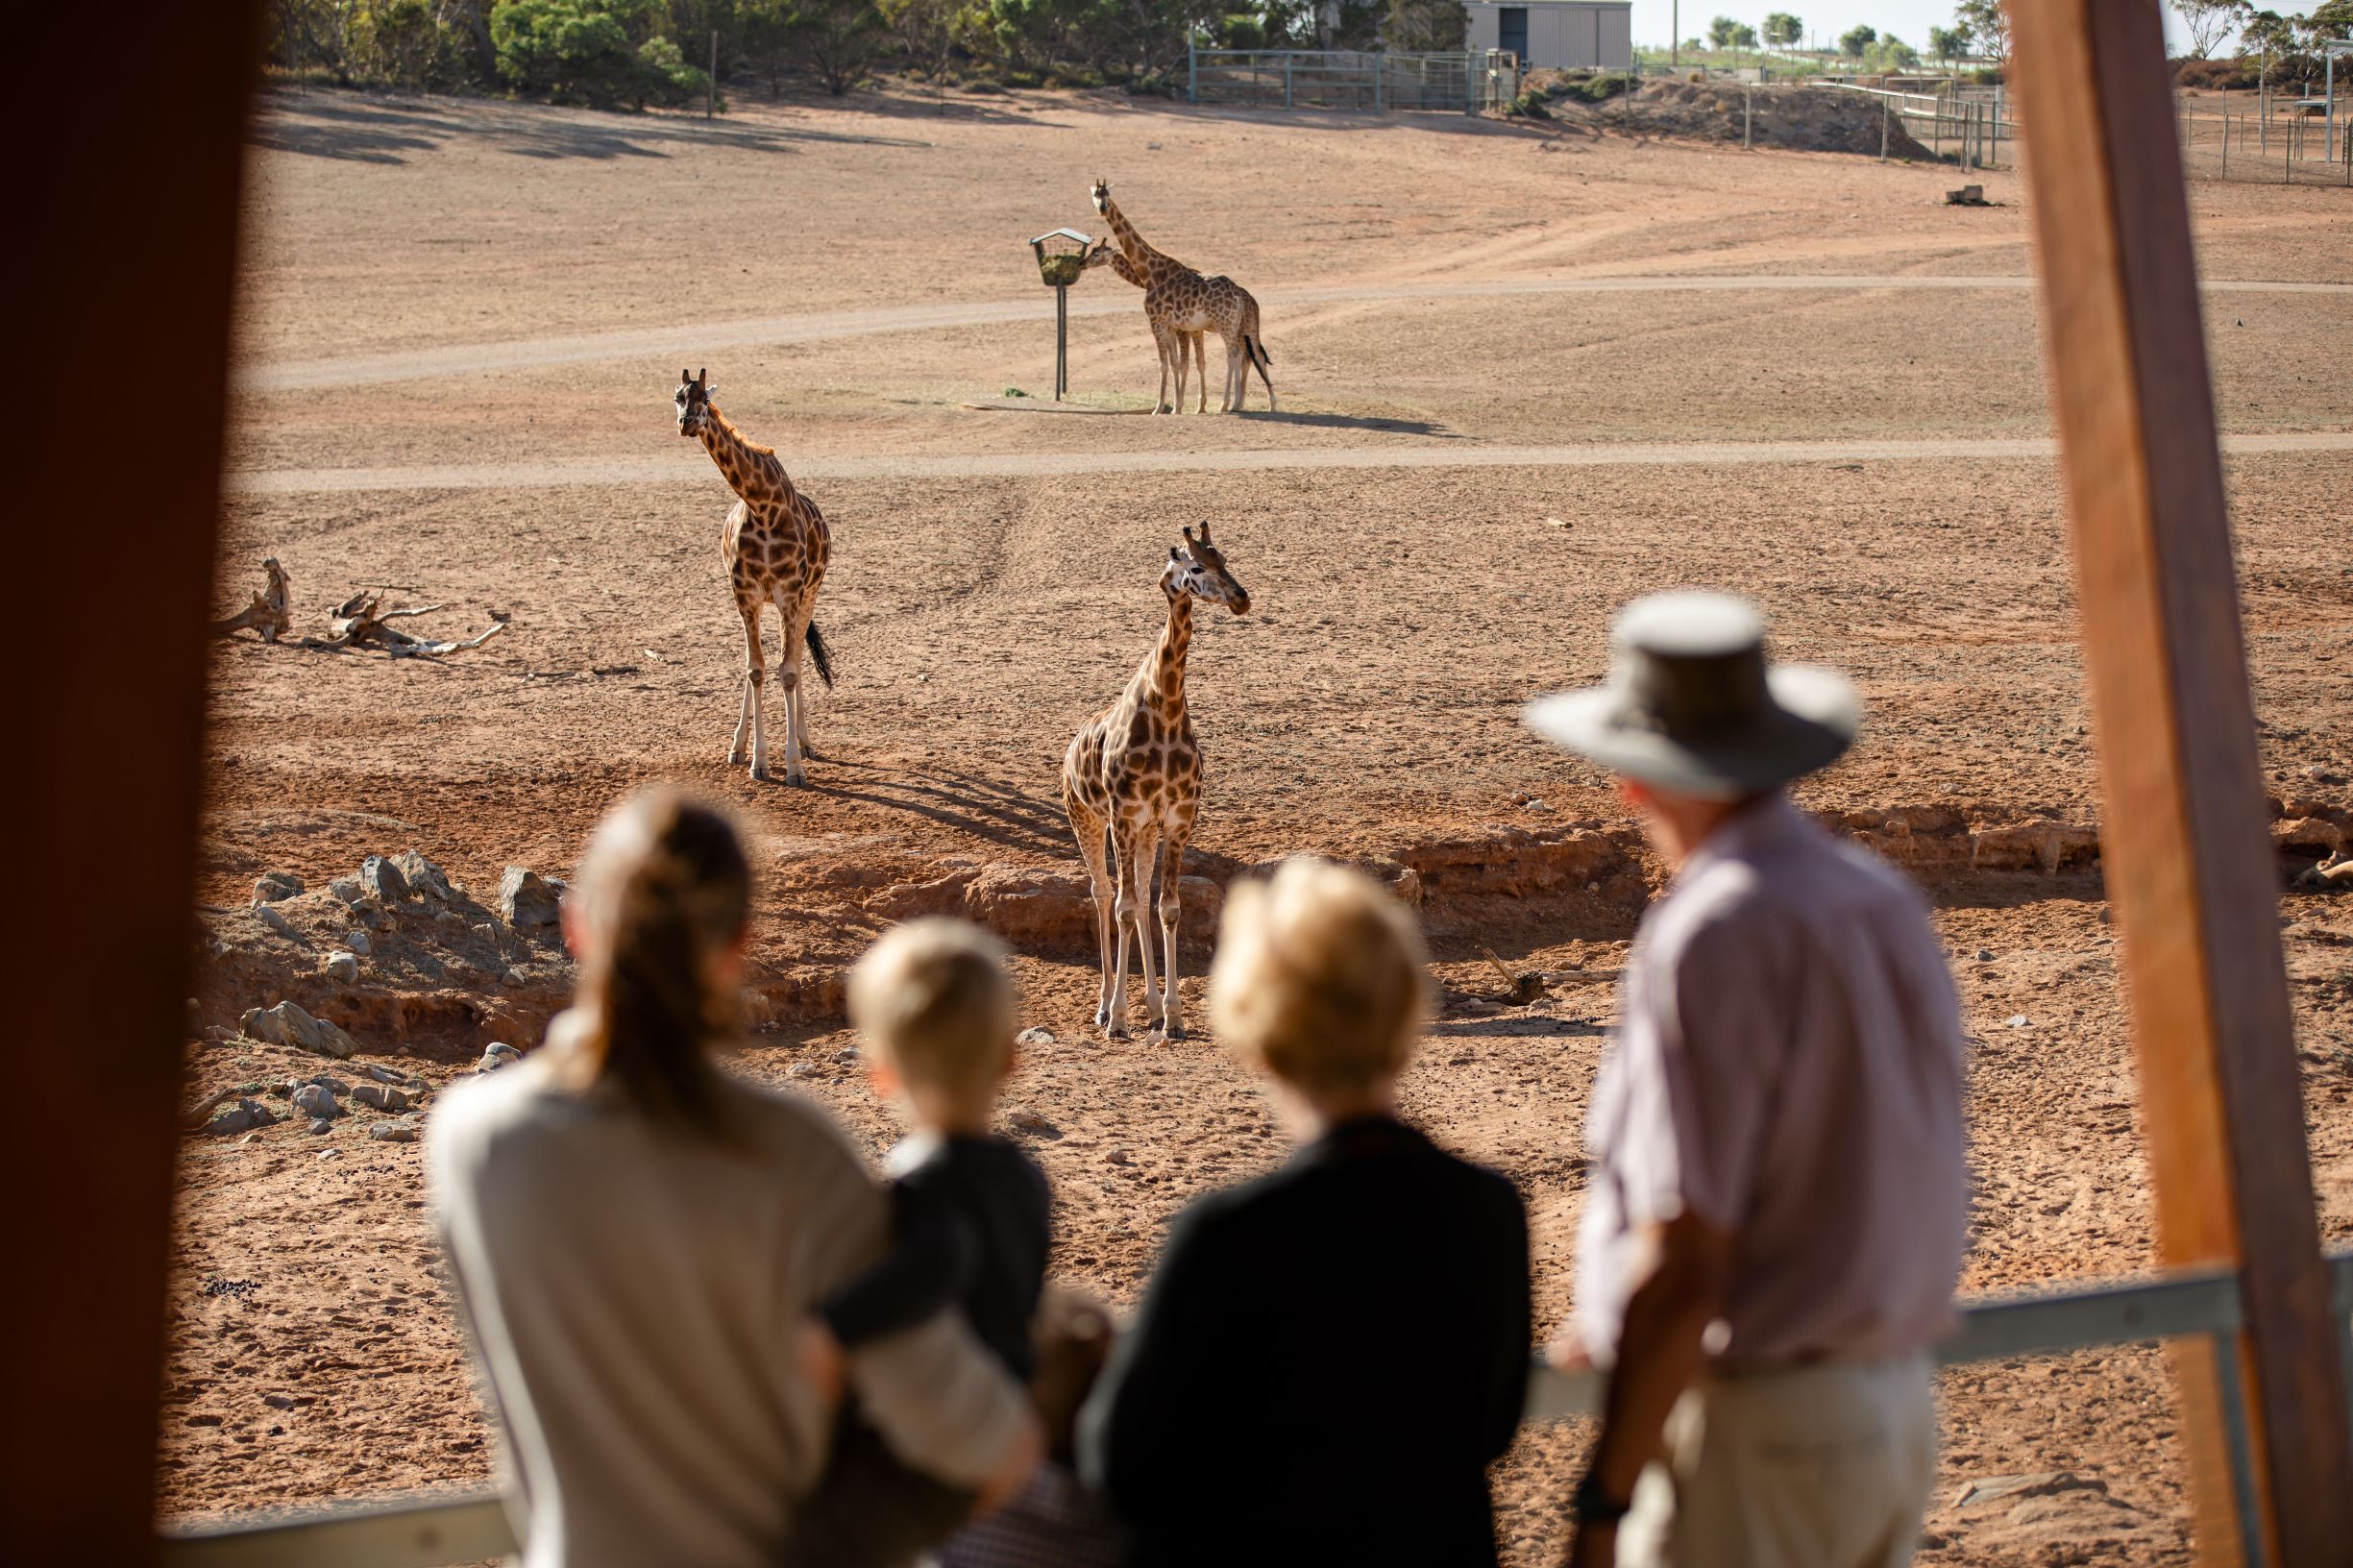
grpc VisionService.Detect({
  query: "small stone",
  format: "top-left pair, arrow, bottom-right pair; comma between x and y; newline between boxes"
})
1975,948 -> 1994,963
308,1074 -> 351,1094
1585,882 -> 1600,894
261,1393 -> 296,1410
478,1042 -> 524,1073
2097,906 -> 2113,924
240,1001 -> 357,1061
498,867 -> 563,928
785,1062 -> 820,1080
318,1149 -> 341,1161
328,877 -> 364,906
359,854 -> 409,904
1006,1107 -> 1059,1136
207,1097 -> 278,1137
395,850 -> 453,903
1104,1147 -> 1133,1166
368,1119 -> 420,1143
323,950 -> 360,985
307,1118 -> 333,1136
833,1046 -> 862,1066
351,898 -> 387,931
254,904 -> 300,942
344,929 -> 372,957
289,1083 -> 340,1120
353,1083 -> 416,1113
1015,1027 -> 1057,1048
2006,1015 -> 2029,1029
253,871 -> 304,905
365,1064 -> 408,1084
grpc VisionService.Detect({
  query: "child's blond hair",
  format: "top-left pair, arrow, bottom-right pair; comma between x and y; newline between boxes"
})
847,918 -> 1018,1103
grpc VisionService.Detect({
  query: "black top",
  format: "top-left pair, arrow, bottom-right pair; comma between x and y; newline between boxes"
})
1079,1115 -> 1532,1567
820,1132 -> 1053,1380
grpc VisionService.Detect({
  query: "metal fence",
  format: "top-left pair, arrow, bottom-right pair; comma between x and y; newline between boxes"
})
1824,81 -> 2021,169
1187,47 -> 1522,114
159,1250 -> 2353,1568
2174,93 -> 2353,187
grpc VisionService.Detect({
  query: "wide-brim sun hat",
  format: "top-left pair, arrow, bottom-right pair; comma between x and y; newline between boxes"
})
1524,591 -> 1858,799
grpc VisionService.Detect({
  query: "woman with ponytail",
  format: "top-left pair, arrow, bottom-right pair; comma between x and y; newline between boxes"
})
430,789 -> 1038,1568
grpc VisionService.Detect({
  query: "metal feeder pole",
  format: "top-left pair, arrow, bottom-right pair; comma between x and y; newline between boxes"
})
1055,283 -> 1068,401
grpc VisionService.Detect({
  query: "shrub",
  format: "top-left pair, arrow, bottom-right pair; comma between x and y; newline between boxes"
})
1504,87 -> 1552,117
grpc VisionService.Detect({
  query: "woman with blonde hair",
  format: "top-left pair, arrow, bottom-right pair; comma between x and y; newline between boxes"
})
1079,858 -> 1532,1565
429,789 -> 1037,1568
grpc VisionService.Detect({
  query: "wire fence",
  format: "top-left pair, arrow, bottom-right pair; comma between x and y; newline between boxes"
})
2174,91 -> 2352,187
1187,48 -> 1522,114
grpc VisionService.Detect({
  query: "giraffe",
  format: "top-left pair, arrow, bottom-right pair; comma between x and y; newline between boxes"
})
1088,180 -> 1276,415
674,368 -> 835,785
1079,238 -> 1206,417
1062,523 -> 1251,1040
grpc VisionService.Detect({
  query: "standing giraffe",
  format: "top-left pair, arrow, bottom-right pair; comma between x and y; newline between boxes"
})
1080,237 -> 1205,413
1062,523 -> 1251,1039
674,368 -> 835,785
1088,180 -> 1276,415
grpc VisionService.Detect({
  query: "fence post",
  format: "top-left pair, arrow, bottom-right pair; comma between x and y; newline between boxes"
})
707,29 -> 716,119
1375,51 -> 1385,113
1188,40 -> 1197,104
1881,96 -> 1890,160
1745,84 -> 1753,148
1285,53 -> 1292,110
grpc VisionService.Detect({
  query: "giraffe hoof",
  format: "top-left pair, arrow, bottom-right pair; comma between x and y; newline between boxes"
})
1163,1021 -> 1188,1041
783,771 -> 808,788
727,750 -> 748,766
749,764 -> 771,783
1106,1022 -> 1131,1041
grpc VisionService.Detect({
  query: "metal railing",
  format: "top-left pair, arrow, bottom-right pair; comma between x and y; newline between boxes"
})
159,1252 -> 2353,1568
1823,79 -> 2020,167
1186,47 -> 1520,114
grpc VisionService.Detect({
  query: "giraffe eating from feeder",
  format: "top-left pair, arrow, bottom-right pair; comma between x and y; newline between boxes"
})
1088,180 -> 1276,414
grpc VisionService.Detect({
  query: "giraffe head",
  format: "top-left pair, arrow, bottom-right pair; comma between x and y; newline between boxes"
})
1164,522 -> 1250,616
1080,237 -> 1120,274
674,367 -> 717,438
1089,177 -> 1113,216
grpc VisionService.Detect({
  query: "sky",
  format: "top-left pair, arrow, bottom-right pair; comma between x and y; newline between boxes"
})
1623,0 -> 2197,54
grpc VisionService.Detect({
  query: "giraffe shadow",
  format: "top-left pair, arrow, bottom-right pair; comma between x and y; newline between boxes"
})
808,763 -> 1071,855
1222,410 -> 1461,436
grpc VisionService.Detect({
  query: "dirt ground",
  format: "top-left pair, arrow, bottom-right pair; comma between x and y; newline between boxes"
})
166,82 -> 2353,1565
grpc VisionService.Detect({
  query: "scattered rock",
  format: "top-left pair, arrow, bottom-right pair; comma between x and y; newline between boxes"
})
307,1074 -> 351,1094
350,898 -> 388,931
344,930 -> 372,957
498,867 -> 563,928
359,854 -> 410,904
395,850 -> 454,903
288,1084 -> 341,1120
253,871 -> 304,905
1006,1106 -> 1060,1137
240,1000 -> 357,1061
254,904 -> 300,942
1016,1027 -> 1057,1048
352,1083 -> 416,1114
318,1148 -> 341,1161
368,1119 -> 420,1142
785,1062 -> 820,1079
307,1117 -> 333,1136
206,1097 -> 277,1136
262,1393 -> 297,1410
328,877 -> 364,906
1950,1471 -> 2108,1510
1974,948 -> 1994,963
478,1042 -> 524,1073
834,1046 -> 862,1066
1104,1147 -> 1133,1166
2006,1015 -> 2029,1029
323,950 -> 360,985
365,1064 -> 411,1085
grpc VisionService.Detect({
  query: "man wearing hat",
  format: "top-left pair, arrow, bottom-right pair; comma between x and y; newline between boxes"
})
1526,592 -> 1969,1568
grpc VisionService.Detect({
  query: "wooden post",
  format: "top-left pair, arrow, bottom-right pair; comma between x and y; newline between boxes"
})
1881,95 -> 1890,160
6,3 -> 257,1560
1744,84 -> 1752,148
707,28 -> 717,119
2005,2 -> 2353,1562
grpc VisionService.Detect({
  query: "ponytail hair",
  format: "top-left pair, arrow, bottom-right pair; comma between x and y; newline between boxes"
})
554,788 -> 752,1137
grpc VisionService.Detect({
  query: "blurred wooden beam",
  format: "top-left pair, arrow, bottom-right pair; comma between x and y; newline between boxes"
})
2005,2 -> 2353,1561
0,6 -> 257,1560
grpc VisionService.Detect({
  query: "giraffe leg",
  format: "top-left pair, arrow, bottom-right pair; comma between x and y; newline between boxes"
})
1128,825 -> 1164,1030
731,598 -> 768,779
1155,824 -> 1190,1038
1221,331 -> 1244,414
1066,795 -> 1117,1031
1106,820 -> 1141,1039
1168,329 -> 1189,416
1189,333 -> 1209,414
775,592 -> 811,786
1151,321 -> 1176,415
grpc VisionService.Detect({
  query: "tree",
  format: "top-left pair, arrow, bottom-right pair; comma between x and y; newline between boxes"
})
1708,13 -> 1738,49
2303,0 -> 2353,38
877,0 -> 962,82
1761,11 -> 1801,48
1731,21 -> 1756,52
1926,22 -> 1967,65
1386,0 -> 1467,51
1838,21 -> 1875,56
2172,0 -> 2248,58
784,0 -> 885,91
1954,0 -> 2007,64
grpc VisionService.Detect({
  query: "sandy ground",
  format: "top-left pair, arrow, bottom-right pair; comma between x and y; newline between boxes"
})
165,83 -> 2353,1565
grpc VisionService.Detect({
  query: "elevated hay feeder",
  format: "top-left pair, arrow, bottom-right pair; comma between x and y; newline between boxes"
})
1027,228 -> 1098,401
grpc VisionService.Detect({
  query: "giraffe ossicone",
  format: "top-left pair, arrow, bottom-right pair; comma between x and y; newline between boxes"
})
674,368 -> 835,786
1062,521 -> 1252,1041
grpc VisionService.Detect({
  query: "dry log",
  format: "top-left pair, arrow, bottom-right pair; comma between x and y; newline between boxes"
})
300,590 -> 509,657
210,557 -> 291,643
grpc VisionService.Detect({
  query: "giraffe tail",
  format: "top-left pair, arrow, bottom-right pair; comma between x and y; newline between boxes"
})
1243,332 -> 1275,409
804,623 -> 835,689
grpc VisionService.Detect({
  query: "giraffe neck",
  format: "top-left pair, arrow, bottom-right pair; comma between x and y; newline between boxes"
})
1103,196 -> 1176,281
1132,589 -> 1193,715
697,405 -> 789,505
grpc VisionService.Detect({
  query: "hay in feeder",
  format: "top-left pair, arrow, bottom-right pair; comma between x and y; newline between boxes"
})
1038,253 -> 1086,287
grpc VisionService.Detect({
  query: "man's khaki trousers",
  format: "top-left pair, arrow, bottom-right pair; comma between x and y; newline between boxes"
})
1616,1352 -> 1936,1568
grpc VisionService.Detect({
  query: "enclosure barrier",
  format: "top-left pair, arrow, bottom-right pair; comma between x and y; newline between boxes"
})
1187,46 -> 1521,114
1822,80 -> 2020,168
159,1252 -> 2353,1568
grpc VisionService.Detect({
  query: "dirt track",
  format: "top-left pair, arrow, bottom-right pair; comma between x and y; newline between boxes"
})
168,84 -> 2353,1566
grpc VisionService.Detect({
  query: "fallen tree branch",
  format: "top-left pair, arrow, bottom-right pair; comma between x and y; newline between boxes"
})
211,558 -> 291,643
